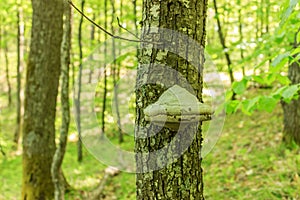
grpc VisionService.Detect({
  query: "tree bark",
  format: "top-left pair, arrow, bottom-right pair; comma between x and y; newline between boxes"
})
237,0 -> 245,77
51,2 -> 72,200
22,0 -> 63,199
14,4 -> 25,144
101,0 -> 108,138
282,32 -> 300,146
4,39 -> 12,106
213,0 -> 235,85
135,0 -> 207,199
76,0 -> 85,162
110,0 -> 123,143
213,0 -> 235,99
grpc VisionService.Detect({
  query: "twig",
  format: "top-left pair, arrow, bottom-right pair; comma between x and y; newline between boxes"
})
68,0 -> 160,44
117,17 -> 139,39
0,141 -> 6,156
85,167 -> 120,200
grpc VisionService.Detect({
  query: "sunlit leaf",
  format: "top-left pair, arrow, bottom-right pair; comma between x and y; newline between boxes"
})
270,52 -> 290,72
276,74 -> 291,85
280,0 -> 299,26
241,97 -> 260,115
258,96 -> 278,112
232,79 -> 248,95
225,100 -> 240,114
282,85 -> 299,100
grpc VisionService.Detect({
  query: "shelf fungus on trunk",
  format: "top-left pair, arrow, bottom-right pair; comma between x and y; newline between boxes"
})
144,85 -> 214,131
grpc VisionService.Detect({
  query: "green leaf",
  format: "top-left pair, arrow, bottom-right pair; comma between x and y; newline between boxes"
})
291,46 -> 300,56
280,0 -> 299,26
258,96 -> 278,113
271,52 -> 290,67
252,75 -> 265,85
241,97 -> 260,115
276,74 -> 291,85
225,100 -> 240,114
282,85 -> 299,100
232,79 -> 248,95
225,90 -> 234,101
272,85 -> 289,99
275,32 -> 286,44
270,52 -> 290,73
265,74 -> 276,85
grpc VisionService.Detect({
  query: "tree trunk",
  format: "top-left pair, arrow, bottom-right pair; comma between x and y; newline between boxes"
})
282,35 -> 300,146
110,0 -> 123,143
51,2 -> 72,200
213,0 -> 235,99
14,4 -> 25,144
76,0 -> 85,162
135,0 -> 207,199
4,38 -> 12,106
22,0 -> 63,199
237,0 -> 245,77
101,0 -> 108,138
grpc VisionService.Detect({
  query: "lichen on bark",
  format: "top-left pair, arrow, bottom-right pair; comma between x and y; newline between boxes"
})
135,0 -> 208,199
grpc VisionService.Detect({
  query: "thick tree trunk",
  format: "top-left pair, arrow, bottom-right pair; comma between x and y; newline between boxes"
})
135,0 -> 207,199
22,0 -> 63,199
51,2 -> 72,200
282,40 -> 300,146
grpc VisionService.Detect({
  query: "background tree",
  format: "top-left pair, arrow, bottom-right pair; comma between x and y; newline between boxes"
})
14,1 -> 25,144
282,29 -> 300,146
76,0 -> 85,162
51,1 -> 72,199
22,0 -> 63,199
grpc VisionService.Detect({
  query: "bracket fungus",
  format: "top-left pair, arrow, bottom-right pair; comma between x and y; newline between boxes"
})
144,85 -> 214,131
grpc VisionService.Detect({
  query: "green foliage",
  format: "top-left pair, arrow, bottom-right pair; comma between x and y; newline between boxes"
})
223,0 -> 300,115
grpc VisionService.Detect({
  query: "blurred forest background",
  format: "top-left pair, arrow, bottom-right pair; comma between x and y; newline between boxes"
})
0,0 -> 300,199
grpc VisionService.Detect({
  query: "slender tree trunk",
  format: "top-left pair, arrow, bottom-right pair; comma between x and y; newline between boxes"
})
212,0 -> 235,84
135,0 -> 207,199
213,0 -> 235,99
260,0 -> 264,37
132,0 -> 139,57
132,0 -> 138,36
76,0 -> 85,162
255,1 -> 260,40
237,0 -> 245,77
110,0 -> 123,143
22,0 -> 63,199
101,0 -> 108,138
14,4 -> 24,144
88,13 -> 96,83
4,38 -> 12,106
282,31 -> 300,146
51,2 -> 72,200
265,0 -> 270,34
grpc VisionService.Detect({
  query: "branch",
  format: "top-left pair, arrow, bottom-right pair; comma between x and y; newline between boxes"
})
117,17 -> 139,39
68,0 -> 160,44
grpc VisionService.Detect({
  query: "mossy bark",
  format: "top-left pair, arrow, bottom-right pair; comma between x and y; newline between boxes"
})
51,2 -> 72,200
22,0 -> 63,199
135,0 -> 208,199
282,43 -> 300,146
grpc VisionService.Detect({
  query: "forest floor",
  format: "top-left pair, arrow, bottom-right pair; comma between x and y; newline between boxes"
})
0,87 -> 300,200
